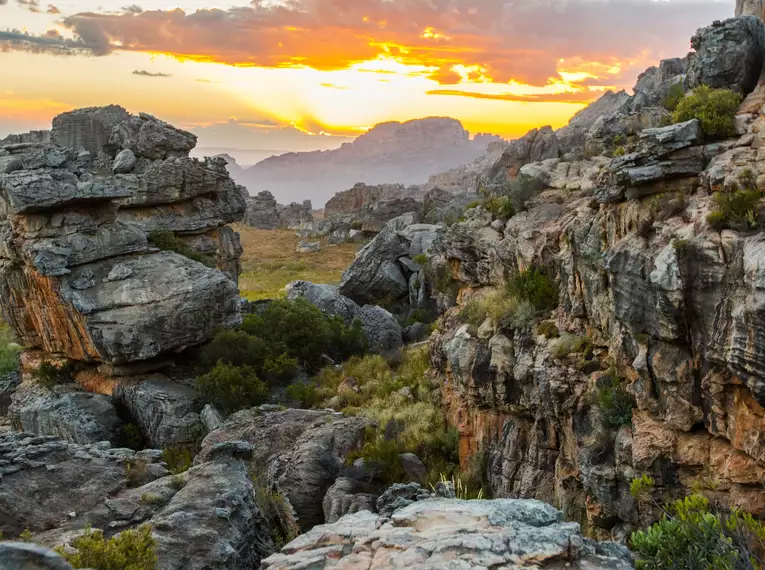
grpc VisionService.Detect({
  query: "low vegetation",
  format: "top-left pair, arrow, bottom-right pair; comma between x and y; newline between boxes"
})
252,476 -> 300,549
195,298 -> 368,415
235,226 -> 360,301
672,85 -> 741,139
55,525 -> 157,570
661,83 -> 686,112
596,371 -> 635,428
0,320 -> 20,376
630,477 -> 765,569
148,231 -> 213,267
37,361 -> 76,388
160,446 -> 195,475
707,169 -> 762,231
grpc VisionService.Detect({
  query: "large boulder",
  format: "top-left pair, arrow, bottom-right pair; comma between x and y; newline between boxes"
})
112,376 -> 202,449
1,106 -> 245,373
286,280 -> 361,324
243,190 -> 279,229
262,499 -> 634,569
9,382 -> 121,445
322,477 -> 379,524
687,16 -> 765,95
358,305 -> 403,353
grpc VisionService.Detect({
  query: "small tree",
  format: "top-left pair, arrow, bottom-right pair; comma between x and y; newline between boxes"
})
195,362 -> 267,416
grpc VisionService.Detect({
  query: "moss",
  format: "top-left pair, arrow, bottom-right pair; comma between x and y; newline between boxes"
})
613,146 -> 626,157
536,321 -> 560,339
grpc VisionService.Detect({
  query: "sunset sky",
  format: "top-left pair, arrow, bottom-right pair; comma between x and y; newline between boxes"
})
0,0 -> 733,159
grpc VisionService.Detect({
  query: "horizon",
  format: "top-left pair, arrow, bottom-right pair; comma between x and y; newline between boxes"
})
0,0 -> 734,156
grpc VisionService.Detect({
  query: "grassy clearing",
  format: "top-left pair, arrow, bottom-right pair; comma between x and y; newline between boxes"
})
234,225 -> 362,301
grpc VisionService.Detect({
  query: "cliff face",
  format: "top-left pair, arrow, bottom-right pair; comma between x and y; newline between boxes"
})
424,15 -> 765,539
234,117 -> 499,205
0,106 -> 246,372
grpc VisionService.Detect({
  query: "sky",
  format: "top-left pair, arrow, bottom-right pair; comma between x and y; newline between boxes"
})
0,0 -> 733,159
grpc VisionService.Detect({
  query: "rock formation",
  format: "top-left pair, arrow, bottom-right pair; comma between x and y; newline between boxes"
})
0,106 -> 245,374
232,117 -> 500,205
262,498 -> 633,569
324,183 -> 410,216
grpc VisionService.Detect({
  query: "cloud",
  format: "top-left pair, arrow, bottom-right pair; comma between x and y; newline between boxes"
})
427,89 -> 603,104
16,0 -> 40,12
0,0 -> 733,89
47,4 -> 60,14
122,4 -> 142,13
0,29 -> 91,55
132,69 -> 171,77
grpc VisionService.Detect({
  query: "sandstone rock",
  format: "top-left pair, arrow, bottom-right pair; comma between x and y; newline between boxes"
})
687,16 -> 765,95
244,190 -> 279,229
112,149 -> 136,174
324,182 -> 408,216
286,281 -> 361,324
296,240 -> 320,253
9,382 -> 121,444
262,499 -> 634,569
0,431 -> 166,536
737,0 -> 765,17
358,305 -> 403,353
112,376 -> 202,449
376,482 -> 432,518
488,126 -> 560,180
321,477 -> 379,524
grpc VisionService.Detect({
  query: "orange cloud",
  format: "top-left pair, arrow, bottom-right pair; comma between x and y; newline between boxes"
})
0,0 -> 731,91
426,89 -> 602,104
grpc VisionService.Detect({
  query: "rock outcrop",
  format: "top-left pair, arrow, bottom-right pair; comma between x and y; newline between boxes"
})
324,183 -> 410,216
262,499 -> 634,569
0,106 -> 245,373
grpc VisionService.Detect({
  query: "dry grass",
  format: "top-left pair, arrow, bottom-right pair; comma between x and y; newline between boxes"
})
234,225 -> 362,301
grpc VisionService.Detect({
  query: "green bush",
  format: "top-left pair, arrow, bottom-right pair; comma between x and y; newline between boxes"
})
536,321 -> 560,339
506,266 -> 559,313
613,146 -> 626,157
597,373 -> 635,428
56,525 -> 157,570
707,187 -> 761,231
631,493 -> 765,570
326,317 -> 368,362
195,362 -> 268,416
433,264 -> 459,301
0,322 -> 20,376
412,253 -> 428,266
673,85 -> 741,139
252,476 -> 300,549
406,308 -> 433,326
117,423 -> 144,451
465,200 -> 482,210
37,361 -> 75,388
149,231 -> 214,267
161,446 -> 194,475
285,382 -> 318,408
661,83 -> 686,112
485,196 -> 515,220
458,298 -> 489,329
613,134 -> 627,146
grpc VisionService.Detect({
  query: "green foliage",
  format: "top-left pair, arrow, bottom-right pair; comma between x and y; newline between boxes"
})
350,221 -> 363,230
326,317 -> 368,363
149,231 -> 213,267
459,290 -> 523,330
37,361 -> 75,388
673,85 -> 741,139
707,187 -> 761,231
486,175 -> 544,212
139,493 -> 165,506
161,446 -> 195,475
169,474 -> 186,490
285,382 -> 318,408
506,266 -> 559,313
433,263 -> 459,300
650,191 -> 688,221
485,196 -> 515,220
465,200 -> 482,210
631,493 -> 765,570
536,321 -> 560,339
252,476 -> 300,549
117,423 -> 144,451
195,362 -> 268,416
630,474 -> 656,501
613,134 -> 627,146
739,168 -> 758,191
406,308 -> 433,326
18,528 -> 33,542
458,298 -> 489,328
597,372 -> 635,428
432,473 -> 485,500
553,334 -> 594,360
0,321 -> 20,376
662,83 -> 686,112
412,253 -> 428,266
613,146 -> 626,157
56,525 -> 157,570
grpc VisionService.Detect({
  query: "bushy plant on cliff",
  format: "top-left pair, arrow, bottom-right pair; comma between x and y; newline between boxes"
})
195,362 -> 268,416
485,196 -> 515,220
37,361 -> 76,388
630,488 -> 765,570
252,476 -> 300,549
0,320 -> 20,376
55,525 -> 157,570
148,231 -> 214,267
506,266 -> 559,313
661,83 -> 686,112
707,185 -> 761,232
672,85 -> 741,139
596,372 -> 635,428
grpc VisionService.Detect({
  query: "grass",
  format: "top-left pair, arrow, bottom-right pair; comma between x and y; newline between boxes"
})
234,225 -> 362,301
0,319 -> 20,375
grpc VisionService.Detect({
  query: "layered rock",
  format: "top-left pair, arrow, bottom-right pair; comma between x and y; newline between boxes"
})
324,183 -> 410,216
0,106 -> 245,373
262,499 -> 633,569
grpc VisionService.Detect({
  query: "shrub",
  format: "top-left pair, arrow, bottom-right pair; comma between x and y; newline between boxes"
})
350,221 -> 363,230
613,134 -> 627,146
406,308 -> 433,326
56,525 -> 157,570
252,476 -> 300,549
149,230 -> 213,267
117,423 -> 144,451
0,322 -> 20,375
707,188 -> 761,231
433,264 -> 459,300
169,474 -> 186,490
673,85 -> 741,139
631,493 -> 765,570
458,298 -> 489,329
485,196 -> 515,220
196,330 -> 275,374
650,192 -> 687,221
195,362 -> 268,416
37,361 -> 75,388
326,317 -> 368,362
285,382 -> 318,408
506,266 -> 559,313
597,373 -> 635,428
18,528 -> 33,542
613,146 -> 626,157
553,334 -> 594,360
412,253 -> 428,266
536,321 -> 560,339
161,446 -> 194,475
139,493 -> 165,506
465,200 -> 482,210
661,82 -> 685,112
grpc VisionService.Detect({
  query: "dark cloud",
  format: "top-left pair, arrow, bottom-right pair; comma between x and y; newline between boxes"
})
0,0 -> 733,88
16,0 -> 39,12
122,4 -> 142,14
0,29 -> 90,55
427,89 -> 602,104
132,69 -> 171,77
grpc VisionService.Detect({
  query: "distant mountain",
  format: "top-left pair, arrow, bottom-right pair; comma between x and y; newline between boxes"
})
227,117 -> 502,205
